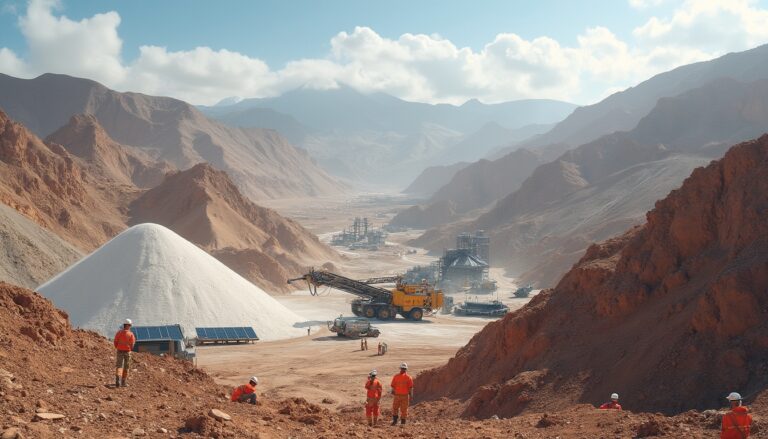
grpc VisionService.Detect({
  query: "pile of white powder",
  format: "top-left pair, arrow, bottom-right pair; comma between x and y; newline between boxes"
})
38,223 -> 307,341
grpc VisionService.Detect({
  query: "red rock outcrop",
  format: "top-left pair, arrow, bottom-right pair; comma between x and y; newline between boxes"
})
128,163 -> 340,292
415,135 -> 768,417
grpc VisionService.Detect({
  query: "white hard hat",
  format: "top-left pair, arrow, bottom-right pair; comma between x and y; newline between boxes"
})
611,393 -> 619,400
249,376 -> 259,385
726,392 -> 742,401
124,318 -> 132,325
369,369 -> 377,376
400,362 -> 408,369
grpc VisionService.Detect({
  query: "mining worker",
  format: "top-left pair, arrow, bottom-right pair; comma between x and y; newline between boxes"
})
721,392 -> 752,438
231,376 -> 259,405
599,393 -> 622,410
113,318 -> 136,388
390,362 -> 414,425
365,369 -> 383,426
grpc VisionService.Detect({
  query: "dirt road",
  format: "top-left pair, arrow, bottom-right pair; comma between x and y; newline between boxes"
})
196,292 -> 518,410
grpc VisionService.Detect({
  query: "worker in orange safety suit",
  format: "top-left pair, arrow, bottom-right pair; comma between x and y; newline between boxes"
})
231,376 -> 258,404
722,392 -> 752,439
599,393 -> 622,410
365,369 -> 383,426
113,318 -> 136,388
390,362 -> 414,426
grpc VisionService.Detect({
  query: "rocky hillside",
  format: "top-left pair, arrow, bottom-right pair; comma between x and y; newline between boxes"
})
129,163 -> 340,292
46,114 -> 173,188
401,162 -> 469,197
0,73 -> 345,200
0,110 -> 128,250
0,203 -> 82,288
389,200 -> 460,229
520,43 -> 768,151
415,135 -> 768,417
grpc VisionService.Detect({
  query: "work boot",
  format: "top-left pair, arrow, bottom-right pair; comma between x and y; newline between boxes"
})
115,376 -> 120,388
391,416 -> 398,426
368,419 -> 373,427
120,378 -> 126,387
401,418 -> 406,425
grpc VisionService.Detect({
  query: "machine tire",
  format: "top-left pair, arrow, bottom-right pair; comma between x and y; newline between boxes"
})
364,306 -> 376,318
409,308 -> 424,321
377,307 -> 391,320
337,332 -> 344,337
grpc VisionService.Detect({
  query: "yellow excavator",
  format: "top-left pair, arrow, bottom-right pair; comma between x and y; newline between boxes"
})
288,269 -> 444,321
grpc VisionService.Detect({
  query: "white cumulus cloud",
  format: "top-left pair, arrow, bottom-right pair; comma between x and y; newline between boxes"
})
0,0 -> 767,105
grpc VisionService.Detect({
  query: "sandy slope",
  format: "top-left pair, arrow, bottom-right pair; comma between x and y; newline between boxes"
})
0,203 -> 82,288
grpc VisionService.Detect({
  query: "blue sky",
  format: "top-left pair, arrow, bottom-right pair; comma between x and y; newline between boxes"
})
1,0 -> 767,105
0,0 -> 674,67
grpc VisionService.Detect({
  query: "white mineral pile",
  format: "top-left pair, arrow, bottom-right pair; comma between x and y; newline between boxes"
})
37,223 -> 307,340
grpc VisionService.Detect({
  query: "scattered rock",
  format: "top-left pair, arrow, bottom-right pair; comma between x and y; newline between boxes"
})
635,418 -> 666,437
321,397 -> 336,404
33,412 -> 66,421
156,427 -> 168,434
1,427 -> 22,439
131,427 -> 146,436
209,408 -> 231,422
535,414 -> 558,428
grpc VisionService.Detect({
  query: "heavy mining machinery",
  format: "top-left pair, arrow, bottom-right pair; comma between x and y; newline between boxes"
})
288,269 -> 444,321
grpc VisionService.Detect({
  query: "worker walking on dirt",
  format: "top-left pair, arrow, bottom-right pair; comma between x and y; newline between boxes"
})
364,338 -> 368,350
390,362 -> 414,426
113,319 -> 136,388
231,376 -> 259,405
365,369 -> 383,426
599,393 -> 622,410
721,392 -> 752,438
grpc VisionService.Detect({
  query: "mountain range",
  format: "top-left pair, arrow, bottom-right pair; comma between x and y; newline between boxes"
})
412,76 -> 768,287
202,86 -> 576,187
0,73 -> 344,200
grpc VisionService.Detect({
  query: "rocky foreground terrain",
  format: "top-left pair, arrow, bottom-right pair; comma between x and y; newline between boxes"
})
0,282 -> 733,438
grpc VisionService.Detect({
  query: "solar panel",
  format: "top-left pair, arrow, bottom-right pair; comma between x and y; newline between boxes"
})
194,326 -> 259,343
130,325 -> 184,341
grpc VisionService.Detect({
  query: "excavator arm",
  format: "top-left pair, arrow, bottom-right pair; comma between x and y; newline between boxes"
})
287,269 -> 393,303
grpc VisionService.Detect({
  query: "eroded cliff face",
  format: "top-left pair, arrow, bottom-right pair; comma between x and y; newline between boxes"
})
0,110 -> 126,250
415,135 -> 768,417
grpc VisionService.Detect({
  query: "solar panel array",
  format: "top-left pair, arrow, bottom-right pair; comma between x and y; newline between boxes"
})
195,327 -> 259,343
131,325 -> 184,341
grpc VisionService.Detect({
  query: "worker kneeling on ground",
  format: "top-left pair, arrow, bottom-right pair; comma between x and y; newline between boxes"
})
113,318 -> 136,388
231,376 -> 259,405
390,362 -> 414,426
365,369 -> 383,426
599,393 -> 622,410
722,392 -> 752,439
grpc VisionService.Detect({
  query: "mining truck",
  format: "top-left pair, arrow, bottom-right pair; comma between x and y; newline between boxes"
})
288,269 -> 444,321
328,316 -> 381,337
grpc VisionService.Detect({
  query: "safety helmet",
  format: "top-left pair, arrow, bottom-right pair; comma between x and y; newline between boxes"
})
369,369 -> 377,377
400,362 -> 408,369
726,392 -> 742,401
611,393 -> 619,400
249,376 -> 259,385
124,318 -> 132,326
